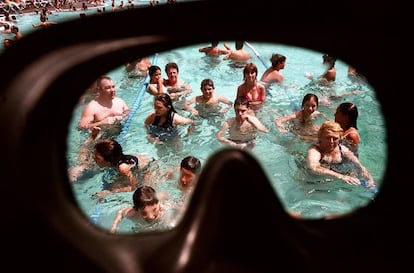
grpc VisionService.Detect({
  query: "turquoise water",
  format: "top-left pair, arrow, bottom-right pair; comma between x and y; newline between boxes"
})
66,42 -> 386,233
2,4 -> 386,233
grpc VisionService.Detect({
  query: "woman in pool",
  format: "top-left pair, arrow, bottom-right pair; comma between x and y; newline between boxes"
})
274,93 -> 329,141
144,93 -> 195,150
306,120 -> 375,188
236,63 -> 267,112
334,102 -> 360,156
147,65 -> 165,96
91,138 -> 154,198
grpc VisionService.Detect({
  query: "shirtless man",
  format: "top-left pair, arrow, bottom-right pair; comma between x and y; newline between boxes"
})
198,41 -> 231,57
32,15 -> 57,28
163,62 -> 192,101
216,97 -> 268,150
184,78 -> 233,117
260,53 -> 286,85
78,75 -> 129,136
223,41 -> 251,63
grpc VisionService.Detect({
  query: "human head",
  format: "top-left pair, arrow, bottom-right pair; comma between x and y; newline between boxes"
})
211,41 -> 219,47
335,102 -> 358,130
148,65 -> 161,78
301,93 -> 319,115
11,25 -> 19,33
154,93 -> 177,115
233,97 -> 251,120
94,139 -> 123,167
165,62 -> 179,84
317,121 -> 343,150
243,63 -> 258,81
96,75 -> 116,98
270,53 -> 286,68
3,38 -> 14,49
179,156 -> 202,189
200,78 -> 214,98
322,54 -> 336,68
132,186 -> 160,222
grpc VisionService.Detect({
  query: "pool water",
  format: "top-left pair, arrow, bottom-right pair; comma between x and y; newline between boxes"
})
65,41 -> 386,233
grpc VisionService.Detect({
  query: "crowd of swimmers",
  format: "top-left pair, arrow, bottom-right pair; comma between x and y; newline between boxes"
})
67,41 -> 375,232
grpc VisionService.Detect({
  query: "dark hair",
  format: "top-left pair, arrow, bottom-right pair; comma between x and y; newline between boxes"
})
181,156 -> 201,175
243,63 -> 258,80
235,40 -> 244,50
154,93 -> 177,113
270,53 -> 286,67
200,78 -> 214,89
338,102 -> 358,129
148,65 -> 161,77
132,186 -> 159,210
234,97 -> 250,109
165,62 -> 179,73
302,93 -> 319,108
94,139 -> 123,166
322,54 -> 336,67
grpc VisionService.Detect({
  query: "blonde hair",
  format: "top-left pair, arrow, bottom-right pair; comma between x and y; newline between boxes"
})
318,120 -> 343,138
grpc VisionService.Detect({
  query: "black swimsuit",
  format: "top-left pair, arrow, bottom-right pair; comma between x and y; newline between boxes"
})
147,112 -> 179,142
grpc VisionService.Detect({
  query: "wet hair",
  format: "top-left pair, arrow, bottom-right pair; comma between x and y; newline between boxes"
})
148,65 -> 161,77
94,139 -> 123,166
181,156 -> 202,175
154,93 -> 177,113
234,97 -> 250,109
301,93 -> 319,108
211,41 -> 219,47
235,40 -> 244,50
165,62 -> 179,73
132,186 -> 159,210
337,102 -> 358,129
270,53 -> 286,67
243,63 -> 258,80
200,78 -> 214,89
322,54 -> 336,67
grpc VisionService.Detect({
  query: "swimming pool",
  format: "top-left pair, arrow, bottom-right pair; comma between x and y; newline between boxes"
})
65,39 -> 386,233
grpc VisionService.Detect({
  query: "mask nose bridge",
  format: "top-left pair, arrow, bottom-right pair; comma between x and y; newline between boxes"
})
146,148 -> 309,273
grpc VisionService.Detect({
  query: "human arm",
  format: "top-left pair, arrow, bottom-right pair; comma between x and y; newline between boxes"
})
243,112 -> 268,133
184,96 -> 199,116
218,96 -> 233,114
147,77 -> 164,95
110,206 -> 134,233
274,112 -> 297,133
216,119 -> 248,149
306,146 -> 361,186
68,127 -> 101,182
341,147 -> 375,188
173,113 -> 195,135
